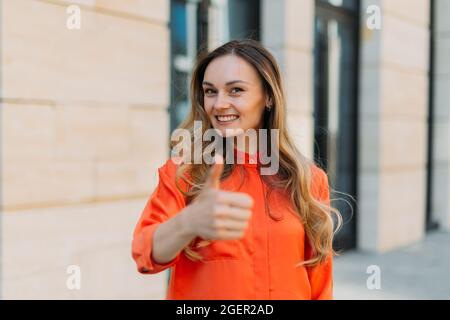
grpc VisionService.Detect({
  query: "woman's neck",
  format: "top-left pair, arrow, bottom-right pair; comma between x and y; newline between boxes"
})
231,135 -> 258,155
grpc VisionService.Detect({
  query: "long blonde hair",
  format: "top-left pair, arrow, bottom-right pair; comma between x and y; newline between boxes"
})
171,39 -> 342,267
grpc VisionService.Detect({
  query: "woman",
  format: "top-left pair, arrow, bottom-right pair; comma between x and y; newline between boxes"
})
132,39 -> 342,300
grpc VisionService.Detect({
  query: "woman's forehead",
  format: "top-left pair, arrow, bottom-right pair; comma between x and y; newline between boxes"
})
203,55 -> 260,86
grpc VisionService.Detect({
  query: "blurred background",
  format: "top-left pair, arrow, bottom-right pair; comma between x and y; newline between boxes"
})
0,0 -> 449,299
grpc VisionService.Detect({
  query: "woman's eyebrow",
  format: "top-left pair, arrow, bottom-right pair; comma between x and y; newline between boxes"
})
202,80 -> 250,87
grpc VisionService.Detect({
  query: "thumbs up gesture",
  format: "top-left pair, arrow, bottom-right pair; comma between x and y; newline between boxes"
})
182,154 -> 254,240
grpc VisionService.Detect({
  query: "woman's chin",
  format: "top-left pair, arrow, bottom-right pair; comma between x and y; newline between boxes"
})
215,127 -> 245,138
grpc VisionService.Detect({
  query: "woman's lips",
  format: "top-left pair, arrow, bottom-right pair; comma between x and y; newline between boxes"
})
215,115 -> 240,124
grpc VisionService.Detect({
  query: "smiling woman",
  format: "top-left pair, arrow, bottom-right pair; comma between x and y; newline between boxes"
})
201,55 -> 271,140
132,39 -> 342,300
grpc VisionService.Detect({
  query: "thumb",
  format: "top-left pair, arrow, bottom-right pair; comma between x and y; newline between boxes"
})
206,154 -> 224,189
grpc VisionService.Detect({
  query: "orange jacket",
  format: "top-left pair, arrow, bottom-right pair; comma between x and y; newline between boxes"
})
132,156 -> 333,300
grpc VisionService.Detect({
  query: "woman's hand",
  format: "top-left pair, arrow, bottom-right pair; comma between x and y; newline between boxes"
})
182,154 -> 254,240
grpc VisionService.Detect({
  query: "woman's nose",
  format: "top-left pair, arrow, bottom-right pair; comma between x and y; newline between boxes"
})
213,92 -> 231,110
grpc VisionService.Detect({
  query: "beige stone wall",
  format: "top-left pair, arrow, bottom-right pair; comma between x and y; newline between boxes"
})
1,0 -> 171,298
262,0 -> 315,159
433,0 -> 450,230
2,200 -> 168,299
358,0 -> 430,252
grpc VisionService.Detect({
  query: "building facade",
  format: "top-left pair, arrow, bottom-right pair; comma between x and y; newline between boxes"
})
1,0 -> 449,299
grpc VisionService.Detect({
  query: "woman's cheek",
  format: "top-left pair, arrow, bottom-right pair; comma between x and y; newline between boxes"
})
204,102 -> 213,116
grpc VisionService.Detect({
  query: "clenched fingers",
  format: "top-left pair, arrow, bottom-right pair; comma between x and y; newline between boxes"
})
216,191 -> 254,209
213,204 -> 252,221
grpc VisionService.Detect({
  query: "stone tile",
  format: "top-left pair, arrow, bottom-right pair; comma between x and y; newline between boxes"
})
378,169 -> 426,252
55,105 -> 131,162
382,0 -> 429,27
379,116 -> 427,169
2,0 -> 169,106
359,117 -> 381,171
287,113 -> 314,159
2,160 -> 95,209
57,0 -> 169,24
285,0 -> 314,50
359,66 -> 381,117
358,171 -> 381,251
434,75 -> 450,118
435,0 -> 450,33
381,67 -> 428,118
2,103 -> 56,161
381,14 -> 429,72
2,199 -> 169,299
284,49 -> 313,115
435,37 -> 450,76
433,118 -> 450,163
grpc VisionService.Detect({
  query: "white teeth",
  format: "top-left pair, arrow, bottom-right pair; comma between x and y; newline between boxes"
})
217,115 -> 239,122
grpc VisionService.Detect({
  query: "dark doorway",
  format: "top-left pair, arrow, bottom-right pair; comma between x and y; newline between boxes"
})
426,0 -> 439,232
313,0 -> 359,251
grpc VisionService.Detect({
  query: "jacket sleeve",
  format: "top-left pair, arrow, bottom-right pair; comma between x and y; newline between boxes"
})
131,160 -> 186,274
305,166 -> 334,300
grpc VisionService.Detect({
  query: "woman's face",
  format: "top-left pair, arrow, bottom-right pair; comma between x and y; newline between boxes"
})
202,54 -> 269,137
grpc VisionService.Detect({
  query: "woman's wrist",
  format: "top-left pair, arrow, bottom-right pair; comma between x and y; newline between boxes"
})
151,207 -> 197,265
177,206 -> 197,239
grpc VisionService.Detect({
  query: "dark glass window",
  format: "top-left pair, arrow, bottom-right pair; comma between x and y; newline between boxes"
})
170,0 -> 203,131
228,0 -> 260,40
170,0 -> 260,131
318,0 -> 358,11
314,0 -> 359,251
426,0 -> 439,231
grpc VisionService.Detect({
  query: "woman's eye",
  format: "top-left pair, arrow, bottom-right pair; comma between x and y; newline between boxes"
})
204,89 -> 215,95
230,87 -> 243,94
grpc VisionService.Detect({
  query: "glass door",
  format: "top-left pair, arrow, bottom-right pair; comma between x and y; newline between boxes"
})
314,0 -> 359,251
